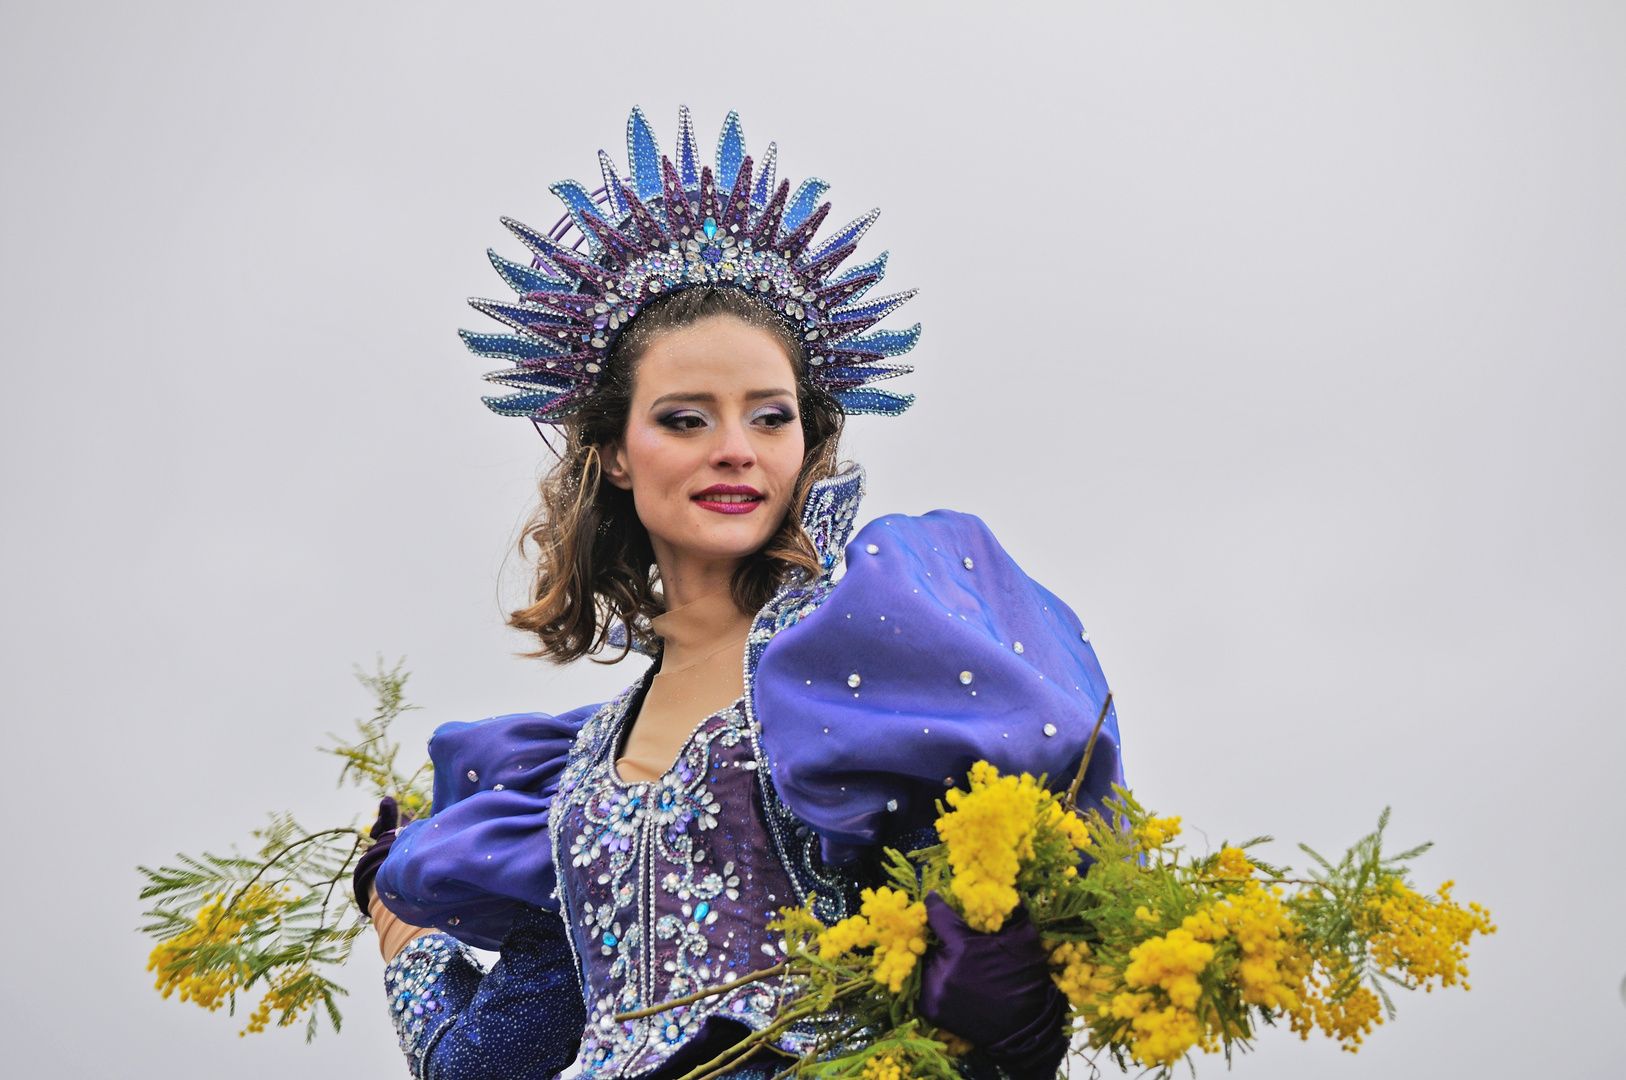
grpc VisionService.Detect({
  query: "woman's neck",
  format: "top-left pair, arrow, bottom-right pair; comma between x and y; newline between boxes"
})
649,588 -> 753,673
649,538 -> 747,612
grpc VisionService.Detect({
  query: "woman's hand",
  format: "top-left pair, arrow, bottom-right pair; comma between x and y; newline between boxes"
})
918,893 -> 1070,1080
352,797 -> 434,962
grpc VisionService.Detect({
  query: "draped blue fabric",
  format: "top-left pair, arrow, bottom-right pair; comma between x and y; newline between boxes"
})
754,510 -> 1123,862
376,705 -> 600,951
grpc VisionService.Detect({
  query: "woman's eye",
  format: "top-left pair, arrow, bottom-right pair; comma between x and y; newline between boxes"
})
659,411 -> 707,431
754,408 -> 796,429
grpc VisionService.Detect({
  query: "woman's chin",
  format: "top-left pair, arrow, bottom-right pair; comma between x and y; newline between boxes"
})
672,512 -> 782,563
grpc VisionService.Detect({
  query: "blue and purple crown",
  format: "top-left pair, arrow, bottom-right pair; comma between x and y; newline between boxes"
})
463,106 -> 919,423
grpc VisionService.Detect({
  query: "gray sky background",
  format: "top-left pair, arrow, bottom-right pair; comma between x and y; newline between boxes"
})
2,2 -> 1622,1077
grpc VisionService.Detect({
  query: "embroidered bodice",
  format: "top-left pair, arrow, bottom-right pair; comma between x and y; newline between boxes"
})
553,691 -> 808,1078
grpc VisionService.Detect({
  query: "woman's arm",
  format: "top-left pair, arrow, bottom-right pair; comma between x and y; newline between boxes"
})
371,890 -> 435,962
358,797 -> 586,1080
381,903 -> 585,1080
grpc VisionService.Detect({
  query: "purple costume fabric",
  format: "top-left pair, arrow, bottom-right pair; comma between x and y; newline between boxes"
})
376,705 -> 600,951
553,695 -> 813,1077
920,895 -> 1069,1080
354,796 -> 404,913
755,510 -> 1122,863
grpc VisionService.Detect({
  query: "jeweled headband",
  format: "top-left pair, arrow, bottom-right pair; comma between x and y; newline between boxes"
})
463,106 -> 919,423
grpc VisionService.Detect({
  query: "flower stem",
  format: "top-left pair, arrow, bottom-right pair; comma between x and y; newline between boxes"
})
1064,693 -> 1113,813
673,981 -> 873,1080
612,962 -> 789,1021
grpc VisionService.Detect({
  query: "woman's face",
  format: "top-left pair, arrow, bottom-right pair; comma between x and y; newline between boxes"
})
604,314 -> 806,578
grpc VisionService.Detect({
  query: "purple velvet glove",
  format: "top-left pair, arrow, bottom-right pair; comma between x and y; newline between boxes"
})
353,796 -> 411,913
919,893 -> 1070,1080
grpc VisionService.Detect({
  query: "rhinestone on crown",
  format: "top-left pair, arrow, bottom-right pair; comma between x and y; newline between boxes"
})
462,106 -> 921,423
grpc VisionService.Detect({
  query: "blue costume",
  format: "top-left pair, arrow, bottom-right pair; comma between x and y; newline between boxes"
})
375,468 -> 1124,1080
374,105 -> 1125,1080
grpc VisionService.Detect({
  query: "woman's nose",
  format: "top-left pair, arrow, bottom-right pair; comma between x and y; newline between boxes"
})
710,419 -> 757,470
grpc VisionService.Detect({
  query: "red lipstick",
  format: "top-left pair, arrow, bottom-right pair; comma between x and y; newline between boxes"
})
691,484 -> 764,515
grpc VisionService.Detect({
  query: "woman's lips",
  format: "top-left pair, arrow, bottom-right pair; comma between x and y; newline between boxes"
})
692,485 -> 764,515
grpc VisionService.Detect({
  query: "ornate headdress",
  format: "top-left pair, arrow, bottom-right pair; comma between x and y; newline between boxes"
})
463,106 -> 919,422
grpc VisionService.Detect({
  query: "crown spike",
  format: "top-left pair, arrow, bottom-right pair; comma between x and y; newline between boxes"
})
813,252 -> 888,306
661,157 -> 699,239
626,107 -> 662,202
826,323 -> 920,360
502,217 -> 617,294
782,179 -> 830,235
825,290 -> 917,338
487,250 -> 574,296
482,366 -> 579,393
752,142 -> 778,208
500,217 -> 570,279
804,209 -> 880,271
716,111 -> 747,194
835,251 -> 889,284
675,105 -> 701,190
459,329 -> 570,362
752,179 -> 791,248
468,297 -> 574,337
598,151 -> 629,221
482,390 -> 571,417
719,156 -> 754,234
698,166 -> 720,226
780,202 -> 830,262
812,266 -> 881,310
549,180 -> 610,260
813,362 -> 913,391
831,388 -> 914,417
618,178 -> 667,249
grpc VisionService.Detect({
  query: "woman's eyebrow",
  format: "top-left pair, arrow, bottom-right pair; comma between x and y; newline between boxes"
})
648,388 -> 794,409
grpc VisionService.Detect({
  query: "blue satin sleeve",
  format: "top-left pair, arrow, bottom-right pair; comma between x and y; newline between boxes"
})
383,906 -> 585,1080
376,703 -> 600,950
755,510 -> 1124,862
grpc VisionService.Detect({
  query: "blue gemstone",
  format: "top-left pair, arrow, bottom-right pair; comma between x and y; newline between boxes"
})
603,932 -> 617,946
702,216 -> 719,240
695,902 -> 710,919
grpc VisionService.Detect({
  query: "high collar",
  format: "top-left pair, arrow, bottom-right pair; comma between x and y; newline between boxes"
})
797,464 -> 867,572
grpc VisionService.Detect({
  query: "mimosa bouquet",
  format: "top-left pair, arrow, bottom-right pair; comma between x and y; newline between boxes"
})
138,662 -> 432,1039
625,702 -> 1495,1080
138,674 -> 1494,1076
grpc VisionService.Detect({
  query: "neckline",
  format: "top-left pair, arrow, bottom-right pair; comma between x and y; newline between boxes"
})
607,660 -> 749,788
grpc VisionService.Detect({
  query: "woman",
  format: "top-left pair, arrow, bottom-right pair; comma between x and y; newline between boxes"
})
356,107 -> 1124,1080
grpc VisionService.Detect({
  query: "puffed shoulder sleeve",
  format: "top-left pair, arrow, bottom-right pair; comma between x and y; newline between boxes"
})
755,511 -> 1123,862
375,703 -> 600,951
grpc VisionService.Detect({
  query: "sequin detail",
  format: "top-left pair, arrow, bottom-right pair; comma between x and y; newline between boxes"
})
555,698 -> 809,1077
383,933 -> 482,1075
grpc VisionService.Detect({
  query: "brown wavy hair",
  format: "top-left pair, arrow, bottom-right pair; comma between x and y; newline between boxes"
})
509,286 -> 846,662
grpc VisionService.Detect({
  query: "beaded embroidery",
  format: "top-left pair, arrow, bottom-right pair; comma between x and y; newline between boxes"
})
463,107 -> 920,422
383,932 -> 483,1076
549,465 -> 874,1078
555,698 -> 811,1078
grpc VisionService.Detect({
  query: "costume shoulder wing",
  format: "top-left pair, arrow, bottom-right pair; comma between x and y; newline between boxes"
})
375,702 -> 600,950
755,511 -> 1123,861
